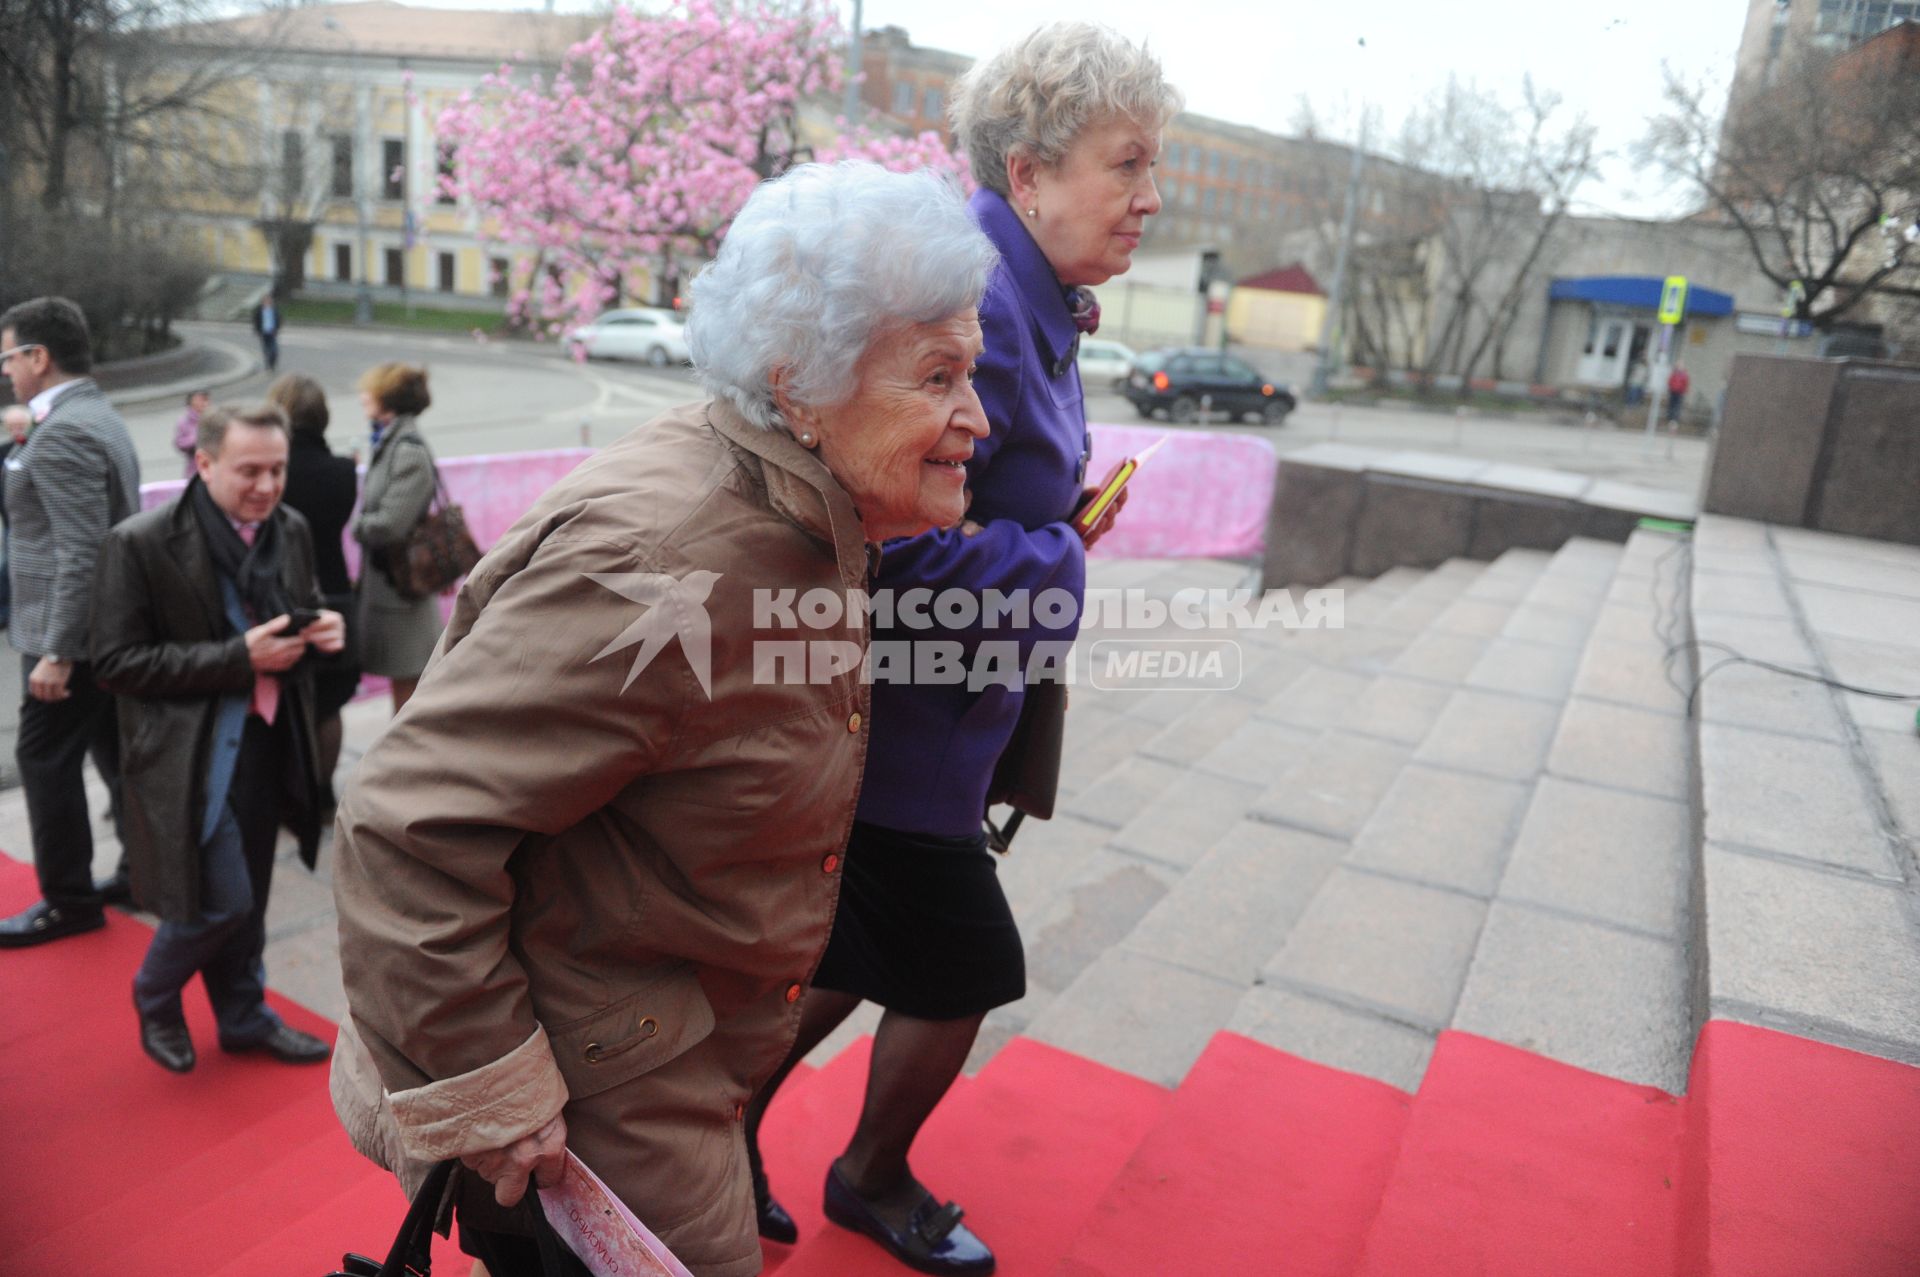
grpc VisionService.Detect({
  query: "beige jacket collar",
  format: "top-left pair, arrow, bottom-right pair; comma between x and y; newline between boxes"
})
704,400 -> 872,583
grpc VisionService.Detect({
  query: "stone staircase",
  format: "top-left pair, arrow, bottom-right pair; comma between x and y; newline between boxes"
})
996,531 -> 1700,1094
758,527 -> 1920,1275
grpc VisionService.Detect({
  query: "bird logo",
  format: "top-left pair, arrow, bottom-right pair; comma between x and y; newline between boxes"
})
585,569 -> 722,698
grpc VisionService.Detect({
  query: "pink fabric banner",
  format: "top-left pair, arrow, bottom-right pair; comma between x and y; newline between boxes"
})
144,426 -> 1275,569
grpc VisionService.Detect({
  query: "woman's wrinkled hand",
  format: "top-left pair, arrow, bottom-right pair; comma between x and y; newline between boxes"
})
461,1113 -> 568,1207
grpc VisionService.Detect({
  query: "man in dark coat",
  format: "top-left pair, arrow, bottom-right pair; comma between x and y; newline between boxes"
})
91,402 -> 346,1073
0,296 -> 140,947
251,293 -> 283,372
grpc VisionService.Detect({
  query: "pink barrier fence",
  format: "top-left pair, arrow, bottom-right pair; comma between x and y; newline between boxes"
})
1081,423 -> 1276,561
140,424 -> 1276,575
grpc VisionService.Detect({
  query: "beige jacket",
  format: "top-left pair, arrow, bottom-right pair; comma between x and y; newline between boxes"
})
330,401 -> 874,1277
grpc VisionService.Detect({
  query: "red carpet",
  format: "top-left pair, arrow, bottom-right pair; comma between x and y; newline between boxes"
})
6,852 -> 1919,1276
0,856 -> 469,1277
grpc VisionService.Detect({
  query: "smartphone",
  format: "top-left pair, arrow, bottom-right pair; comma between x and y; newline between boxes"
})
1071,436 -> 1169,540
286,607 -> 323,633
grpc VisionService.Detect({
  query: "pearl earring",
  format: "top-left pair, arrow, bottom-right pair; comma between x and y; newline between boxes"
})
799,430 -> 816,447
1026,207 -> 1037,218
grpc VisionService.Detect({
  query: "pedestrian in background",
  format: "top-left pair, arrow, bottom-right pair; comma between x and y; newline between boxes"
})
269,373 -> 361,790
0,297 -> 141,947
93,402 -> 345,1074
746,24 -> 1174,1275
1667,363 -> 1691,425
252,294 -> 283,372
173,388 -> 211,477
353,363 -> 443,713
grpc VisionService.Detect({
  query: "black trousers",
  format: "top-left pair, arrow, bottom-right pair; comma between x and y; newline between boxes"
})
16,655 -> 125,912
132,713 -> 288,1043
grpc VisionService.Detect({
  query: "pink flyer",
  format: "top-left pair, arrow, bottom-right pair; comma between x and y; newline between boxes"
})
537,1151 -> 697,1277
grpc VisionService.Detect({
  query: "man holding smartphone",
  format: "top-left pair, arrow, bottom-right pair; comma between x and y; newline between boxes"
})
90,402 -> 347,1073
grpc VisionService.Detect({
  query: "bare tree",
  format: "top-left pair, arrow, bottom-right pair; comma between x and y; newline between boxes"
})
1640,42 -> 1920,333
1290,78 -> 1598,387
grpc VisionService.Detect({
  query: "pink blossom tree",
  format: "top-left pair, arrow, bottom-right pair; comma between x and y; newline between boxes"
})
437,0 -> 970,336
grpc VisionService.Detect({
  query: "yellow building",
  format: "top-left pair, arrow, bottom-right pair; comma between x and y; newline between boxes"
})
1226,265 -> 1327,353
160,0 -> 603,309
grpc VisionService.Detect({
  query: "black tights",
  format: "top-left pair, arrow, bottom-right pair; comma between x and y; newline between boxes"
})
747,989 -> 985,1224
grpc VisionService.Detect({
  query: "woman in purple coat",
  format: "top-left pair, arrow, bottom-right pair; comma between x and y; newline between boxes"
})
747,23 -> 1181,1275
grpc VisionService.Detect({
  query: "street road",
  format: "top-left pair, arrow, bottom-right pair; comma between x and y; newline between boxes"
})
122,322 -> 1705,495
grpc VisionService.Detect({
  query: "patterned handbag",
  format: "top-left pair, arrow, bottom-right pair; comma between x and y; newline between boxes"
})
390,468 -> 483,599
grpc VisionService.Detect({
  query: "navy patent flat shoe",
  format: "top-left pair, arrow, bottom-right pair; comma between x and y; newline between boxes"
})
822,1164 -> 995,1275
755,1169 -> 798,1244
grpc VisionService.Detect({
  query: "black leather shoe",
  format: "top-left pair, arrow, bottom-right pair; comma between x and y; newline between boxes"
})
755,1168 -> 798,1245
140,1016 -> 196,1073
95,871 -> 134,908
823,1165 -> 995,1275
0,900 -> 106,948
221,1023 -> 330,1064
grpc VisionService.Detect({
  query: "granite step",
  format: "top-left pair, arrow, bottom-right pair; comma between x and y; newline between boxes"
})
1688,515 -> 1920,1069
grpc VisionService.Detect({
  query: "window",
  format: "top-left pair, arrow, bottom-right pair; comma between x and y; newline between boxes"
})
282,130 -> 305,184
1201,188 -> 1215,214
922,86 -> 941,119
384,247 -> 404,285
381,139 -> 405,201
1207,150 -> 1221,177
893,80 -> 914,116
330,134 -> 353,199
1223,357 -> 1255,379
1167,141 -> 1183,168
436,144 -> 457,205
438,251 -> 456,292
1186,146 -> 1200,174
1226,155 -> 1239,182
490,256 -> 510,298
333,243 -> 352,281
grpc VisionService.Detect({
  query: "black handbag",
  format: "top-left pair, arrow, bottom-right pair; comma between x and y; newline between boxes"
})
984,678 -> 1067,853
326,1160 -> 573,1277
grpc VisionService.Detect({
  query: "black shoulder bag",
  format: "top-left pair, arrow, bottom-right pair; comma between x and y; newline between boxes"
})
326,1160 -> 572,1276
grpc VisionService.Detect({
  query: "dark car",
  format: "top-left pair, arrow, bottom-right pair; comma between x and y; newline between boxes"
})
1123,348 -> 1296,425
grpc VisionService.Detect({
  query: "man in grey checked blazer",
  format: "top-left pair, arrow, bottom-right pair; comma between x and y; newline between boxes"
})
0,297 -> 141,947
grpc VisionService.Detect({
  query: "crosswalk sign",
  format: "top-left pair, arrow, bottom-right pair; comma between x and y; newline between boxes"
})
1658,276 -> 1688,325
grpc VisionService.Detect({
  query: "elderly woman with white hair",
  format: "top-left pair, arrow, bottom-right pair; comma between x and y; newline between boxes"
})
328,161 -> 995,1277
746,23 -> 1180,1276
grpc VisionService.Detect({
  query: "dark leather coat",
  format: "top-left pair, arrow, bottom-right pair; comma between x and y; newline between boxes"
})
89,493 -> 327,922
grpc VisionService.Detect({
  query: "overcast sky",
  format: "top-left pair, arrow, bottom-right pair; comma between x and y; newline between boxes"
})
402,0 -> 1754,216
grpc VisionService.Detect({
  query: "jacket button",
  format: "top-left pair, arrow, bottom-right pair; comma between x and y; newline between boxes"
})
847,712 -> 861,733
584,1043 -> 604,1063
785,983 -> 803,1003
639,1016 -> 659,1038
822,853 -> 839,874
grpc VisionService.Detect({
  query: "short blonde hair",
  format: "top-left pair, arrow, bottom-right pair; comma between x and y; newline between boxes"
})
949,23 -> 1183,197
358,363 -> 431,417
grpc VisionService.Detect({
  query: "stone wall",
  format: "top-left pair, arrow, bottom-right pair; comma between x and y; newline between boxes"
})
1703,354 -> 1920,546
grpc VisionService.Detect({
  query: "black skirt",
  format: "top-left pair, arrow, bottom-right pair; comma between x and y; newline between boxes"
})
812,820 -> 1025,1020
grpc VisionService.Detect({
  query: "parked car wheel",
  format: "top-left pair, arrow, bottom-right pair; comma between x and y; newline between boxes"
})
1133,402 -> 1157,420
646,344 -> 670,367
1170,394 -> 1200,424
1261,399 -> 1291,426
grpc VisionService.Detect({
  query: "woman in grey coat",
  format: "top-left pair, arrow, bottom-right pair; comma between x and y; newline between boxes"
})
354,363 -> 444,711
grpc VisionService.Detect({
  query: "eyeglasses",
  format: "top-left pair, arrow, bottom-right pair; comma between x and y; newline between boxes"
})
0,343 -> 43,367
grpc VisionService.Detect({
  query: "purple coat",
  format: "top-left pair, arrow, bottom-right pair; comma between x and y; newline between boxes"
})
854,189 -> 1090,837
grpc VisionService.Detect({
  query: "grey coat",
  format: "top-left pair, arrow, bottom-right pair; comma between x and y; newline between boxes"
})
353,414 -> 444,679
6,379 -> 141,660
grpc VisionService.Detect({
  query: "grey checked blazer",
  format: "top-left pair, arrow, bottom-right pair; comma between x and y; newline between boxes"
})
6,379 -> 142,660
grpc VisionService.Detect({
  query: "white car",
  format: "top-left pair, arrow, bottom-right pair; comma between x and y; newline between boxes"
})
1076,337 -> 1137,390
567,308 -> 690,366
